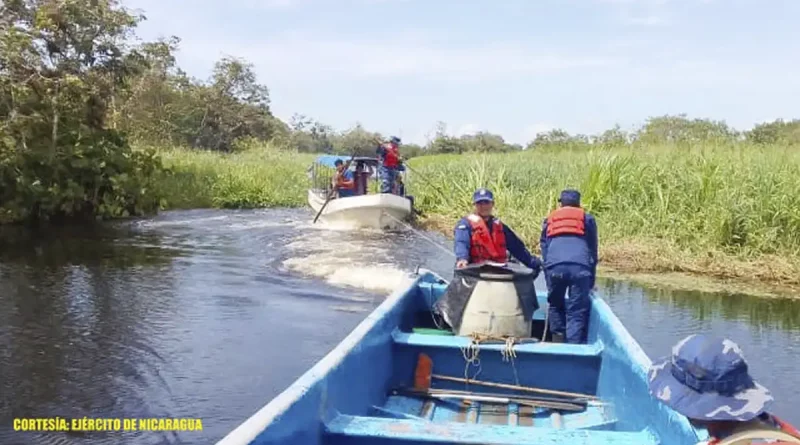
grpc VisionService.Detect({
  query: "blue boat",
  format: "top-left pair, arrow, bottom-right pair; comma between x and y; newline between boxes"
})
217,267 -> 708,445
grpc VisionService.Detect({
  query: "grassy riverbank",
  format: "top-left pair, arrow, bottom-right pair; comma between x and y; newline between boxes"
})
150,142 -> 800,297
406,144 -> 800,297
154,143 -> 315,209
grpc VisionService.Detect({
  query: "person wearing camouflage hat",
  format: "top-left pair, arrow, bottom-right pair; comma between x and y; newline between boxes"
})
648,333 -> 800,444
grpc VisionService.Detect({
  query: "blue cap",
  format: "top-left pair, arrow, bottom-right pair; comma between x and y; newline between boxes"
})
390,136 -> 401,144
559,189 -> 581,206
647,334 -> 773,422
472,188 -> 494,203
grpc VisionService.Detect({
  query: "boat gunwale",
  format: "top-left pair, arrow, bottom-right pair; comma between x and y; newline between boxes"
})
218,270 -> 707,444
215,270 -> 434,445
307,190 -> 413,209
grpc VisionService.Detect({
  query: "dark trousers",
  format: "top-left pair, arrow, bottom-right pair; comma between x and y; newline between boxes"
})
379,166 -> 398,194
544,264 -> 593,344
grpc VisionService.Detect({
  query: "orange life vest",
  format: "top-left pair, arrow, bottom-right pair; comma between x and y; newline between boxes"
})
707,414 -> 800,445
335,171 -> 355,190
546,206 -> 586,237
466,214 -> 508,263
382,142 -> 400,168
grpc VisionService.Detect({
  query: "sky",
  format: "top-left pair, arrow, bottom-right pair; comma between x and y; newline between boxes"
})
123,0 -> 800,146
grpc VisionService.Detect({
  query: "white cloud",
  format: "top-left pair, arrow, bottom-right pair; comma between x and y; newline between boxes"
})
176,32 -> 617,83
592,0 -> 673,26
454,124 -> 479,137
522,123 -> 556,142
622,13 -> 669,26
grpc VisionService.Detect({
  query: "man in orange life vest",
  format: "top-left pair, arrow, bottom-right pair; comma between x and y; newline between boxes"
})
648,334 -> 800,444
333,159 -> 356,198
539,189 -> 598,344
376,136 -> 402,194
454,188 -> 542,276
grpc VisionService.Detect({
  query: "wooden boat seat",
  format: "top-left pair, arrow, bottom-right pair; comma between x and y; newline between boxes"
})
324,414 -> 659,444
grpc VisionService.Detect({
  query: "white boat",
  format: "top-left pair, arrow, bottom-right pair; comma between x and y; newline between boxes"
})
307,155 -> 414,230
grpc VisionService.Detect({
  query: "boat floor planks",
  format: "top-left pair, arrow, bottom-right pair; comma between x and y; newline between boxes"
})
324,415 -> 658,445
375,394 -> 617,429
217,269 -> 707,445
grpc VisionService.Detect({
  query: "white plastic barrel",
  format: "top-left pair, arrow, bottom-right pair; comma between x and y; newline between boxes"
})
456,267 -> 532,338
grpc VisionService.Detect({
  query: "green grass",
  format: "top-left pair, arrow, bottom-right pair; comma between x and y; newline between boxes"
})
145,141 -> 800,292
153,142 -> 316,209
405,143 -> 800,288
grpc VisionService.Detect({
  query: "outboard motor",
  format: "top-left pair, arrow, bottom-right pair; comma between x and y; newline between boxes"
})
434,262 -> 539,338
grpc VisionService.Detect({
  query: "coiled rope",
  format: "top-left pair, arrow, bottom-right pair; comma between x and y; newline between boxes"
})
459,333 -> 522,386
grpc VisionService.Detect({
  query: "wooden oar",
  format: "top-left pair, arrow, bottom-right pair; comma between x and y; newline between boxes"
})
415,387 -> 603,407
313,188 -> 336,224
414,353 -> 599,401
394,388 -> 584,412
313,152 -> 356,224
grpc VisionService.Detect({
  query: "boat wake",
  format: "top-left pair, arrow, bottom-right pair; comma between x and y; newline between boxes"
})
281,222 -> 416,294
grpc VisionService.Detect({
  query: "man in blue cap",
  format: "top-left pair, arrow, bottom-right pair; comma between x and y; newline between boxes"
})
539,189 -> 598,344
376,136 -> 403,194
648,334 -> 800,444
454,188 -> 542,276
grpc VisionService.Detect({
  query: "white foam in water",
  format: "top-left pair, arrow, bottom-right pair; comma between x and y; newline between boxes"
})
282,227 -> 415,294
227,220 -> 286,231
136,215 -> 230,227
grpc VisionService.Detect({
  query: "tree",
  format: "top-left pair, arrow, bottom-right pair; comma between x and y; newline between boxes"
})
0,0 -> 165,224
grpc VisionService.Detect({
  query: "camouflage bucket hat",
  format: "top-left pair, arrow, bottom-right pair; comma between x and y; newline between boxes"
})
647,334 -> 774,422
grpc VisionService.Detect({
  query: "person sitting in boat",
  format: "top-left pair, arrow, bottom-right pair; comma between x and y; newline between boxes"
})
333,159 -> 356,198
376,136 -> 403,195
648,334 -> 800,444
539,189 -> 598,345
454,188 -> 542,276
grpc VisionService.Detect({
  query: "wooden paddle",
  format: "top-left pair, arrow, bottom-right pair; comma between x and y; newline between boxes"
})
313,152 -> 356,224
413,353 -> 599,401
394,388 -> 584,412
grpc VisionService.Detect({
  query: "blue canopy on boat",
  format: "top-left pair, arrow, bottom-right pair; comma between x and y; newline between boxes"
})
313,155 -> 379,168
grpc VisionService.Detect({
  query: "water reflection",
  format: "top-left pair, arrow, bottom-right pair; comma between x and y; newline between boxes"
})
604,279 -> 800,332
0,222 -> 186,444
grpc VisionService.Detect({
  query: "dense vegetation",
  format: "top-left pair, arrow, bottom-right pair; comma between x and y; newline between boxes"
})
409,144 -> 800,287
4,0 -> 800,290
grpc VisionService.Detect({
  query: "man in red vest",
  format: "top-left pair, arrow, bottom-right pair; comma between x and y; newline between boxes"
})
376,136 -> 403,194
539,189 -> 598,344
454,188 -> 542,276
648,334 -> 800,444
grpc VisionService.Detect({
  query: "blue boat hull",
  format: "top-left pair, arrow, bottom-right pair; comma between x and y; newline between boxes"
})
218,270 -> 708,445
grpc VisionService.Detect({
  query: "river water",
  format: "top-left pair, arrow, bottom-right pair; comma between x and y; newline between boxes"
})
1,208 -> 798,444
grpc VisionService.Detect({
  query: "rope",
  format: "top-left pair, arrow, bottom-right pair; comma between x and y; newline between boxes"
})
382,211 -> 456,259
460,335 -> 482,382
381,211 -> 454,331
458,333 -> 525,386
502,336 -> 521,386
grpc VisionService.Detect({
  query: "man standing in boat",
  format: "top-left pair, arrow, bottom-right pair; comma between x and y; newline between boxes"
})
376,136 -> 403,195
333,159 -> 356,198
648,334 -> 800,444
539,189 -> 598,344
454,188 -> 542,276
